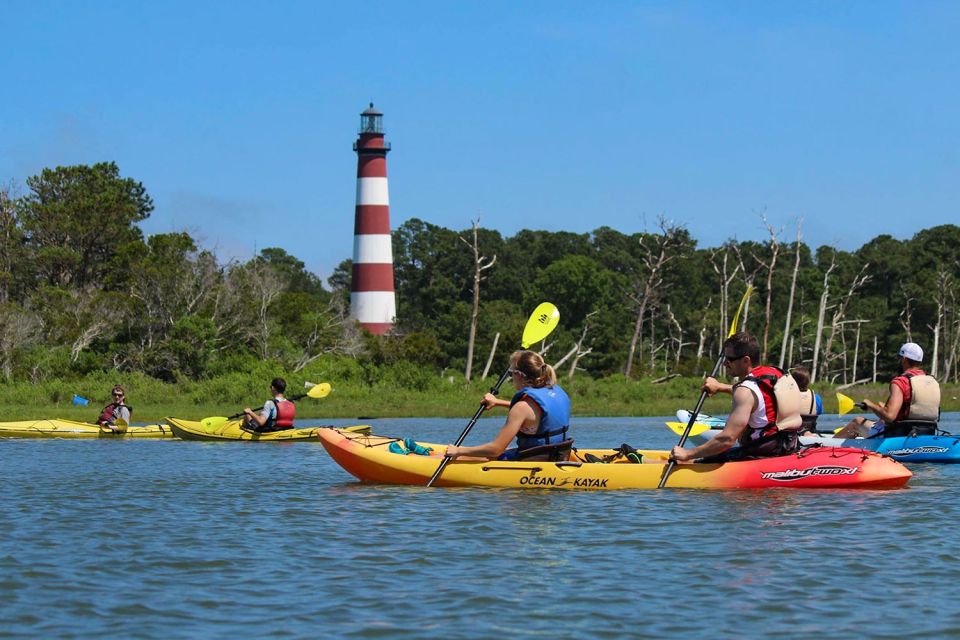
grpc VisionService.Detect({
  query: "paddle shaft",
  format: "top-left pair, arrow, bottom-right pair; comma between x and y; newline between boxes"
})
426,368 -> 512,487
229,392 -> 309,420
657,349 -> 727,488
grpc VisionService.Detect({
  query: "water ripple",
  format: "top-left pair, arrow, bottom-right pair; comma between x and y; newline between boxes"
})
3,416 -> 960,638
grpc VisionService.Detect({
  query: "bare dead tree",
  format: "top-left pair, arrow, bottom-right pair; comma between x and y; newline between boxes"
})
567,310 -> 597,380
731,242 -> 763,331
819,264 -> 871,382
810,252 -> 837,383
752,214 -> 783,361
625,217 -> 685,377
459,219 -> 496,382
664,304 -> 694,367
292,296 -> 365,372
898,284 -> 916,341
709,245 -> 741,352
696,296 -> 713,361
481,332 -> 500,379
778,218 -> 803,369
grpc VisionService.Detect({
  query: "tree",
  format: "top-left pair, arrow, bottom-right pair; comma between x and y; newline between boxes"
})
460,219 -> 496,382
778,218 -> 803,369
19,162 -> 153,288
624,218 -> 687,377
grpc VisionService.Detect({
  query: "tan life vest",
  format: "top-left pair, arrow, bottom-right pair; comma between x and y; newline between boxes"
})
907,374 -> 941,423
797,389 -> 817,415
772,374 -> 803,431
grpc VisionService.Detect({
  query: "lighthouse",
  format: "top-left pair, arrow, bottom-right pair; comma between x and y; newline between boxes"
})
350,103 -> 396,334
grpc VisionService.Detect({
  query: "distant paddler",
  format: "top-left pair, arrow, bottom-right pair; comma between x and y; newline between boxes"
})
241,377 -> 296,433
670,331 -> 803,463
98,385 -> 132,433
834,342 -> 940,439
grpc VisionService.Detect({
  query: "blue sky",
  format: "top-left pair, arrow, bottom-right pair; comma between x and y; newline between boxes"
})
2,1 -> 958,281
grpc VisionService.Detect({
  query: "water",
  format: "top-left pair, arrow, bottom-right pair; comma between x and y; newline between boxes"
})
3,414 -> 960,639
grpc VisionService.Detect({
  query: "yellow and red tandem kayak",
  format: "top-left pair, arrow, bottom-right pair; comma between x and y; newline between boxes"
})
0,419 -> 173,438
318,428 -> 912,490
164,418 -> 371,442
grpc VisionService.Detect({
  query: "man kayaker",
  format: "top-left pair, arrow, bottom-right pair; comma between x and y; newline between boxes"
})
444,350 -> 572,462
834,342 -> 941,439
242,377 -> 296,433
791,365 -> 823,435
670,331 -> 802,463
98,385 -> 132,433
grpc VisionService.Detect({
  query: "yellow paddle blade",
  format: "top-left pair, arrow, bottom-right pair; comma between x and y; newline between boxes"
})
836,392 -> 856,415
728,285 -> 754,337
666,421 -> 713,437
521,302 -> 560,348
306,382 -> 332,399
201,416 -> 229,432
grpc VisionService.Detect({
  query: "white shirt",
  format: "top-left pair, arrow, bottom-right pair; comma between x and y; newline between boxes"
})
737,379 -> 770,438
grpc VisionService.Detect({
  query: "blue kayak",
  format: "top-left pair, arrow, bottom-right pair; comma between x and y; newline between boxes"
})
671,410 -> 960,464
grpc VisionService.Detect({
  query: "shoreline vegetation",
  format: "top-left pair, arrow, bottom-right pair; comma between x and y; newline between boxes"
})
3,371 -> 958,423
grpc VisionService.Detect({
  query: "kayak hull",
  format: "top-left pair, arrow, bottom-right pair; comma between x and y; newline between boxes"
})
164,417 -> 371,441
318,428 -> 911,490
670,410 -> 960,463
0,419 -> 173,438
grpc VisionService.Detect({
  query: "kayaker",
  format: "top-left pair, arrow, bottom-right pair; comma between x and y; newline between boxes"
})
98,385 -> 132,433
834,342 -> 941,439
670,331 -> 803,463
791,365 -> 823,435
444,350 -> 572,462
241,377 -> 296,433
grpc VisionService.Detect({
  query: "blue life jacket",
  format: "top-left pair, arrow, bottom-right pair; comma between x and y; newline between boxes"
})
511,385 -> 571,451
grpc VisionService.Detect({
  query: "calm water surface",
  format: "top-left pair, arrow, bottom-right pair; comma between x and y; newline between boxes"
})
3,414 -> 960,639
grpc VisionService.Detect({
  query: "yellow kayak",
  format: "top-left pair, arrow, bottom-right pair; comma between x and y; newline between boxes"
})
164,417 -> 372,442
0,419 -> 173,438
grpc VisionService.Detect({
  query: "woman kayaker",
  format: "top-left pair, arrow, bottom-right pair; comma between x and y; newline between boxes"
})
98,385 -> 132,433
241,377 -> 296,433
444,350 -> 572,462
791,365 -> 823,435
834,342 -> 940,439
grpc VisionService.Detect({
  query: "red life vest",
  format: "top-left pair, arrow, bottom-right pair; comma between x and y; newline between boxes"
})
269,398 -> 296,429
98,402 -> 132,425
741,365 -> 784,426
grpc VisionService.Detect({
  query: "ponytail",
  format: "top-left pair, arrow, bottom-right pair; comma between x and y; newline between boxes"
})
511,350 -> 556,388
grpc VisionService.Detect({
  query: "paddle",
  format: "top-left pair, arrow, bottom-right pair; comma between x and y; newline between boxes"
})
658,286 -> 754,489
200,381 -> 332,431
100,417 -> 129,434
665,420 -> 713,438
426,302 -> 561,488
836,392 -> 867,416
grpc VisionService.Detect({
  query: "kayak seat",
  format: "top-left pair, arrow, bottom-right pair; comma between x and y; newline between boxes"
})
516,439 -> 574,462
879,421 -> 938,438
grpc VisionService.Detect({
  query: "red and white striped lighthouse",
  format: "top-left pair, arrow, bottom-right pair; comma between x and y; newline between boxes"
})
351,103 -> 396,334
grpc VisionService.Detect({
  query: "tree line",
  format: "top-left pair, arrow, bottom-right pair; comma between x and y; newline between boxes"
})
2,162 -> 959,387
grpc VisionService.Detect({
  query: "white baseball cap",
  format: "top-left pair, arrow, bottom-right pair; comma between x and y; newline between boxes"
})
898,342 -> 923,362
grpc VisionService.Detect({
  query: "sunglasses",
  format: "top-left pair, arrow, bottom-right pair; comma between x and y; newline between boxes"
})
723,353 -> 747,364
113,392 -> 124,397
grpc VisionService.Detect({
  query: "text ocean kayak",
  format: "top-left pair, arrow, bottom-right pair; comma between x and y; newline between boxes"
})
164,417 -> 371,441
669,410 -> 960,463
317,428 -> 911,490
0,419 -> 173,438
